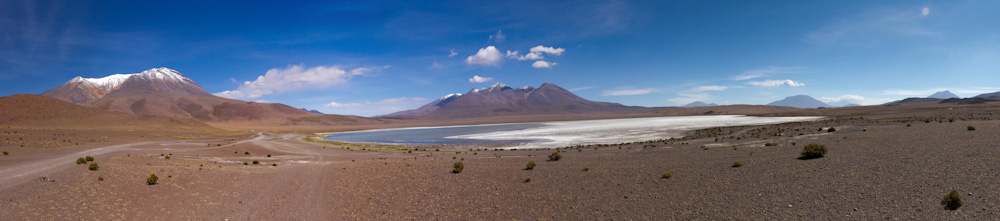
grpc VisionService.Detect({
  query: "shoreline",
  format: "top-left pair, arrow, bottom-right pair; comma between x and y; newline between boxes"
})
313,115 -> 823,150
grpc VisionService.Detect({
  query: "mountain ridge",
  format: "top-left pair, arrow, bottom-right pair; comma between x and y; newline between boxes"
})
767,95 -> 831,109
41,68 -> 316,124
381,82 -> 651,119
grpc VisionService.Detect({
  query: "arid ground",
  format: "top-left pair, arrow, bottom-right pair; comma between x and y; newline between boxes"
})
3,101 -> 1000,219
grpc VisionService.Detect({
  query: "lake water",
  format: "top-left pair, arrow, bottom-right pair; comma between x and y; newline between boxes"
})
322,115 -> 822,149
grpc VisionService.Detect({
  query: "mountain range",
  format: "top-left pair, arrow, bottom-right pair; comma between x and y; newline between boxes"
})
767,95 -> 832,109
681,101 -> 718,107
381,82 -> 652,119
42,68 -> 316,123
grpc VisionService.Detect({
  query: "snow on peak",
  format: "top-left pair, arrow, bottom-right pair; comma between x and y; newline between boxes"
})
439,93 -> 462,100
72,67 -> 190,92
470,82 -> 528,93
136,67 -> 188,81
80,73 -> 137,92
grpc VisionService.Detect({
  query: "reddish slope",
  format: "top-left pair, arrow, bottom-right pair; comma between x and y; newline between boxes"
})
0,94 -> 219,132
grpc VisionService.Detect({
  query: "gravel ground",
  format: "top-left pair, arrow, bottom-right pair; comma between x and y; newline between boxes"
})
3,103 -> 1000,219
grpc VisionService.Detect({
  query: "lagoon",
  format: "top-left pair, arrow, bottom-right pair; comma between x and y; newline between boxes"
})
323,115 -> 822,149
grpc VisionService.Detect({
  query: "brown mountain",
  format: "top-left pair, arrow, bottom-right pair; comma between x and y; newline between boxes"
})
41,68 -> 317,123
0,94 -> 219,132
381,83 -> 651,119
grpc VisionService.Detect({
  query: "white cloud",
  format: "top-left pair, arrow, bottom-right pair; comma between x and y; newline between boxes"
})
532,60 -> 557,68
602,88 -> 656,96
690,85 -> 728,92
520,52 -> 544,60
469,75 -> 493,83
466,46 -> 503,66
489,30 -> 506,43
734,66 -> 805,80
568,86 -> 594,92
448,49 -> 458,57
922,7 -> 930,16
324,97 -> 428,109
506,50 -> 544,60
529,45 -> 566,56
819,95 -> 894,106
747,79 -> 805,88
505,45 -> 565,61
324,102 -> 365,108
214,64 -> 377,99
667,93 -> 711,105
253,99 -> 277,103
505,50 -> 519,58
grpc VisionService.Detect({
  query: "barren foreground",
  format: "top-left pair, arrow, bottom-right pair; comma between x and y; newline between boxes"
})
3,103 -> 1000,219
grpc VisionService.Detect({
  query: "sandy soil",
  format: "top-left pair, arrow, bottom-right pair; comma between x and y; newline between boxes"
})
3,102 -> 1000,219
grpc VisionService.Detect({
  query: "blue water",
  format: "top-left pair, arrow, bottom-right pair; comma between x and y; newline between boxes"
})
323,123 -> 544,145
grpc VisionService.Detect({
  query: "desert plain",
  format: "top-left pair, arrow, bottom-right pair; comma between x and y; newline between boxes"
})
1,99 -> 998,220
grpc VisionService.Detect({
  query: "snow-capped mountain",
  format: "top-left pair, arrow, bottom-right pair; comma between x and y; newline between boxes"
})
42,67 -> 316,122
43,67 -> 209,103
380,82 -> 650,119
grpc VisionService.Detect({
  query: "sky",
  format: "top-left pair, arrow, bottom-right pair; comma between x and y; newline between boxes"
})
2,0 -> 999,116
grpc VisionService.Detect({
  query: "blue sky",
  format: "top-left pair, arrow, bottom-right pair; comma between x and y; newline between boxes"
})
2,0 -> 999,116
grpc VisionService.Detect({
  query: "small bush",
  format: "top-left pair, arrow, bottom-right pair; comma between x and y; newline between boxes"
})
941,190 -> 963,210
800,144 -> 828,159
165,156 -> 170,159
548,151 -> 562,161
252,160 -> 260,164
147,173 -> 158,185
76,157 -> 87,164
524,177 -> 531,182
267,154 -> 272,157
827,127 -> 836,132
661,173 -> 672,179
88,163 -> 99,171
272,163 -> 277,167
583,167 -> 590,171
2,151 -> 7,155
85,156 -> 94,161
244,151 -> 250,155
968,126 -> 976,131
525,161 -> 536,170
732,162 -> 743,168
453,162 -> 464,173
764,143 -> 777,146
98,176 -> 104,181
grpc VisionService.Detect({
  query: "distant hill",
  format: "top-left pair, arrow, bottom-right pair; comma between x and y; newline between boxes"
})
766,95 -> 831,109
41,68 -> 317,124
884,98 -> 942,106
928,91 -> 959,99
0,94 -> 219,132
824,100 -> 859,107
380,82 -> 651,119
974,91 -> 1000,98
301,108 -> 324,114
885,91 -> 959,105
681,101 -> 718,107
